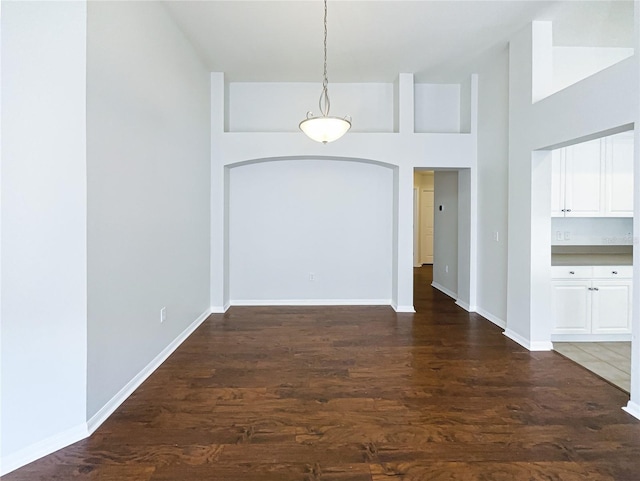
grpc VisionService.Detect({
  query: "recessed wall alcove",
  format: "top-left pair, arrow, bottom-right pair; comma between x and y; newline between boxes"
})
221,156 -> 400,308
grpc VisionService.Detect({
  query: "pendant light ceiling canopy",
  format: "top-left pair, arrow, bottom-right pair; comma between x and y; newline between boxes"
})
299,0 -> 351,144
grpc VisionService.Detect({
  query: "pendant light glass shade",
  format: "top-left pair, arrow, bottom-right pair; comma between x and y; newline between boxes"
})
299,115 -> 351,144
300,0 -> 351,143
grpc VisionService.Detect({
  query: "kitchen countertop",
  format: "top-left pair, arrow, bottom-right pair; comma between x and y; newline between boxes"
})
551,253 -> 633,266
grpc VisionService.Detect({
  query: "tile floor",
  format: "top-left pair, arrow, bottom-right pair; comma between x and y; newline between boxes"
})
553,342 -> 631,392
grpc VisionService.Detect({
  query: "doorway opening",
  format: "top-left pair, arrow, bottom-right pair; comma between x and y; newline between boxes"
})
413,168 -> 474,311
414,171 -> 434,267
545,129 -> 634,392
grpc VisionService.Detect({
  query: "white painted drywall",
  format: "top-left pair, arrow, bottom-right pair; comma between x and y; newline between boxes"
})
228,81 -> 463,135
433,171 -> 459,297
551,217 -> 634,246
414,83 -> 461,133
1,0 -> 88,465
86,1 -> 211,418
228,82 -> 394,133
507,21 -> 637,351
210,72 -> 478,314
553,46 -> 634,95
457,168 -> 473,309
459,77 -> 472,134
475,45 -> 509,326
625,2 -> 640,416
228,159 -> 393,303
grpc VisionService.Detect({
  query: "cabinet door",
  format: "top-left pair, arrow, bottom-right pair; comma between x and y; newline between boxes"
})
605,134 -> 634,217
550,149 -> 565,217
591,280 -> 632,334
551,280 -> 591,334
564,139 -> 605,217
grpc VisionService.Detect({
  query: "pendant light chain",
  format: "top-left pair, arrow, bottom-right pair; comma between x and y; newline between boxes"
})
319,0 -> 330,117
298,0 -> 351,143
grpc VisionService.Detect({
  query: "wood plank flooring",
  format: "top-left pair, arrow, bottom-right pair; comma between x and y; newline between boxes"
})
5,267 -> 640,480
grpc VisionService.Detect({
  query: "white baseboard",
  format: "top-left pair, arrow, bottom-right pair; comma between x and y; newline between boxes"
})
392,304 -> 416,313
211,303 -> 230,313
230,299 -> 414,313
455,300 -> 471,311
503,328 -> 553,352
503,329 -> 529,349
530,340 -> 554,351
0,423 -> 88,476
623,400 -> 640,420
431,282 -> 457,300
1,308 -> 213,476
87,307 -> 212,434
229,299 -> 392,307
475,307 -> 506,329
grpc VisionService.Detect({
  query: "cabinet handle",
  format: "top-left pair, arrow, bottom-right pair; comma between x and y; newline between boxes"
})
588,287 -> 593,290
566,209 -> 572,212
561,209 -> 566,212
593,287 -> 599,291
612,271 -> 618,275
569,271 -> 575,275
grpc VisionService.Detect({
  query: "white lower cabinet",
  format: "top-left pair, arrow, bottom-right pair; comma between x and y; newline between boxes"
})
552,280 -> 591,334
551,266 -> 632,337
591,280 -> 632,334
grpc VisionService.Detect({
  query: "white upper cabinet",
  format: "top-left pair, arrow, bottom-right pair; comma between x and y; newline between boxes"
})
564,138 -> 605,217
551,133 -> 634,218
604,133 -> 634,217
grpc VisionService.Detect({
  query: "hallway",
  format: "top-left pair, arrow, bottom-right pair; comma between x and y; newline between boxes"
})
5,268 -> 640,480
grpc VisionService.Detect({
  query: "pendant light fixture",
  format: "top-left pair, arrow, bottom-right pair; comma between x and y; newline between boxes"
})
299,0 -> 351,143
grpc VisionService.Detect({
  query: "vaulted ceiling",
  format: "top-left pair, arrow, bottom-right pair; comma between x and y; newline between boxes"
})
163,0 -> 634,83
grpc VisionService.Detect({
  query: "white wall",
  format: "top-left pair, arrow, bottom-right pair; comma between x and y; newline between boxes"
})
432,171 -> 458,297
228,82 -> 394,133
415,83 -> 460,133
553,46 -> 634,95
475,46 -> 509,327
227,81 -> 464,135
507,21 -> 637,352
626,0 -> 640,418
229,159 -> 393,303
86,1 -> 211,418
1,0 -> 88,468
457,168 -> 475,310
210,72 -> 478,314
551,217 -> 634,246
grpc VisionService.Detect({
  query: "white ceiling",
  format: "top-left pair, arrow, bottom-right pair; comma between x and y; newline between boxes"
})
163,0 -> 635,83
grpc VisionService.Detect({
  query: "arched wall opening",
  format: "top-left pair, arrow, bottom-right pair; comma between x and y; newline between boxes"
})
529,124 -> 635,348
219,156 -> 402,309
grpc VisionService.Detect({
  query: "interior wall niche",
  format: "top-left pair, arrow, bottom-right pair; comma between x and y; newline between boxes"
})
226,82 -> 394,133
228,158 -> 394,303
414,83 -> 461,133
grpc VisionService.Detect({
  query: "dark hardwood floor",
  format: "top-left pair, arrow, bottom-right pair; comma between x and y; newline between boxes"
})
5,266 -> 640,480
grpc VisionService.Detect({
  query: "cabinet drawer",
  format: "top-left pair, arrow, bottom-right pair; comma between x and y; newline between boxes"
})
592,266 -> 633,279
551,266 -> 593,279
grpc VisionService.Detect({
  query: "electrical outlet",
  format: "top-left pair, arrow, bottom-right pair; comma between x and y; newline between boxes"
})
160,307 -> 166,323
564,231 -> 571,241
445,265 -> 449,273
493,231 -> 499,242
309,272 -> 316,281
556,231 -> 563,241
